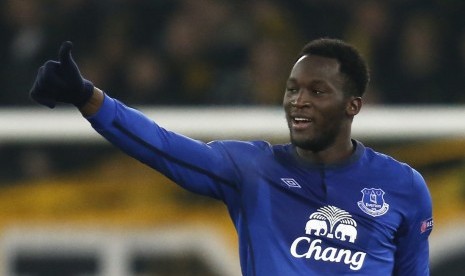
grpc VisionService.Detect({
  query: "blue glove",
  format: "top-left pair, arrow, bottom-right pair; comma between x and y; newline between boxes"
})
30,41 -> 94,108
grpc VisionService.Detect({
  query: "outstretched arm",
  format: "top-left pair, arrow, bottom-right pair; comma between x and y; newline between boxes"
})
29,41 -> 241,200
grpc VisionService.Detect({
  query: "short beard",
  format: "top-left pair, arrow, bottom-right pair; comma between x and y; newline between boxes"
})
290,128 -> 338,152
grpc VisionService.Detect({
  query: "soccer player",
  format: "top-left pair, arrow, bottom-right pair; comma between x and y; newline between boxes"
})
29,38 -> 433,275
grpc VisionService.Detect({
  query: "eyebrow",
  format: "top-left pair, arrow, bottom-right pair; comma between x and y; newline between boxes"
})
286,78 -> 329,86
286,78 -> 297,84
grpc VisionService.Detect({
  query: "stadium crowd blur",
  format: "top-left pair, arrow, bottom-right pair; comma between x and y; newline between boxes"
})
1,3 -> 465,274
1,0 -> 465,107
0,0 -> 465,182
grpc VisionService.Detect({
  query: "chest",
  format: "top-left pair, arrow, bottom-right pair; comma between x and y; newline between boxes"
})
241,163 -> 402,253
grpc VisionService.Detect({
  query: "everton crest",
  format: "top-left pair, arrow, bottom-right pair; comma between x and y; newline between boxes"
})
357,188 -> 389,217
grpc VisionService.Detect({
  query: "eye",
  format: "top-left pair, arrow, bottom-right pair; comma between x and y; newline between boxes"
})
286,87 -> 299,94
312,89 -> 325,95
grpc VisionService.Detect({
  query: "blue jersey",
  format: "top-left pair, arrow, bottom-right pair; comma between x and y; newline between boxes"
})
87,95 -> 433,275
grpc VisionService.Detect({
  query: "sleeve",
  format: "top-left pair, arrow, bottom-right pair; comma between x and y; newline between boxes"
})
393,169 -> 433,276
85,94 -> 241,201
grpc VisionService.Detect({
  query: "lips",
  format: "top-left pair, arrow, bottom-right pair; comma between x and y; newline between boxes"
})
291,116 -> 313,130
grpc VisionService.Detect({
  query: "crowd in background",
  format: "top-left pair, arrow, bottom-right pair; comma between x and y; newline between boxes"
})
1,0 -> 465,107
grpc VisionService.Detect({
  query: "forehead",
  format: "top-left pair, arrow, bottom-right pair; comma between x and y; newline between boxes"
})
289,55 -> 342,83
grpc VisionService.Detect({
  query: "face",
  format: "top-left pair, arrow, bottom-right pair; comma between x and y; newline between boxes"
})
283,55 -> 356,152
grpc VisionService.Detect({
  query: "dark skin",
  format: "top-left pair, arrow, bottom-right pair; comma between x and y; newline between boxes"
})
81,54 -> 362,165
283,55 -> 362,164
79,87 -> 104,116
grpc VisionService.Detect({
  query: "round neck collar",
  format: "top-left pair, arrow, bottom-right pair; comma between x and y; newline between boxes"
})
288,139 -> 365,169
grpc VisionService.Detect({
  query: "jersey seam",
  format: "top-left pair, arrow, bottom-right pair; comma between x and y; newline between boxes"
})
113,121 -> 239,191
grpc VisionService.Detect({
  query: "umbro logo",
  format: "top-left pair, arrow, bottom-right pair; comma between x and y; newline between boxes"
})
281,178 -> 302,188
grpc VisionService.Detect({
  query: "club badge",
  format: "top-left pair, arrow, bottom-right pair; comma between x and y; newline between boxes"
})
357,188 -> 389,217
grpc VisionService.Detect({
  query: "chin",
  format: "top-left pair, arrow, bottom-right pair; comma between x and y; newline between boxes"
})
291,137 -> 326,152
290,131 -> 336,152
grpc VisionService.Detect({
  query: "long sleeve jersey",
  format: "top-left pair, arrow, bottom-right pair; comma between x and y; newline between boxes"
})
87,95 -> 433,276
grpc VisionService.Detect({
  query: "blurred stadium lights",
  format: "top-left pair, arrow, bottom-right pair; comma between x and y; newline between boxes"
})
0,226 -> 240,276
430,222 -> 465,276
0,104 -> 464,275
0,105 -> 464,143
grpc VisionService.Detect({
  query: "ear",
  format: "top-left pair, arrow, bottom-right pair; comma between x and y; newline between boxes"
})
346,96 -> 362,117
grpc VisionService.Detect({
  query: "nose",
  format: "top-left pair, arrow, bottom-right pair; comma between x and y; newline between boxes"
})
290,90 -> 311,107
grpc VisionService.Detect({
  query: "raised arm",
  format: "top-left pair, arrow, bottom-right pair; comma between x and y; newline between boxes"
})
29,41 -> 241,201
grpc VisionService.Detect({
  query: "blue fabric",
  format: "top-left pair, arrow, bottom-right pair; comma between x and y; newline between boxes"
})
87,94 -> 432,276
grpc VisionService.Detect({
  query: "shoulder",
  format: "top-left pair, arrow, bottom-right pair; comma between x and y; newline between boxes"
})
207,140 -> 276,156
363,146 -> 416,176
363,145 -> 430,197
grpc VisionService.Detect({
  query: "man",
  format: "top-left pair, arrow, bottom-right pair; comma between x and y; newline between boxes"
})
30,38 -> 433,275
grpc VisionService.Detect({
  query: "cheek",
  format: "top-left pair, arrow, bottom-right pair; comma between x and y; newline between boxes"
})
283,95 -> 293,109
283,93 -> 291,104
319,104 -> 347,124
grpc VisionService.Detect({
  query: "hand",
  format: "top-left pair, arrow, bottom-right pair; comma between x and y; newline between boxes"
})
30,41 -> 94,108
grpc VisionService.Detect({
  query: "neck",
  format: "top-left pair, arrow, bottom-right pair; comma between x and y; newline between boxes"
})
296,139 -> 354,165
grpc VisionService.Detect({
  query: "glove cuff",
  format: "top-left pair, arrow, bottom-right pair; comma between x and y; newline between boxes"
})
73,80 -> 94,108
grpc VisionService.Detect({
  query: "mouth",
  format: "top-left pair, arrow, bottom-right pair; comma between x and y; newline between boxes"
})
291,116 -> 313,130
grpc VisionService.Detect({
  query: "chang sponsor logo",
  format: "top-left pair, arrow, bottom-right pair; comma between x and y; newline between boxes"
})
290,237 -> 366,270
290,205 -> 366,271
